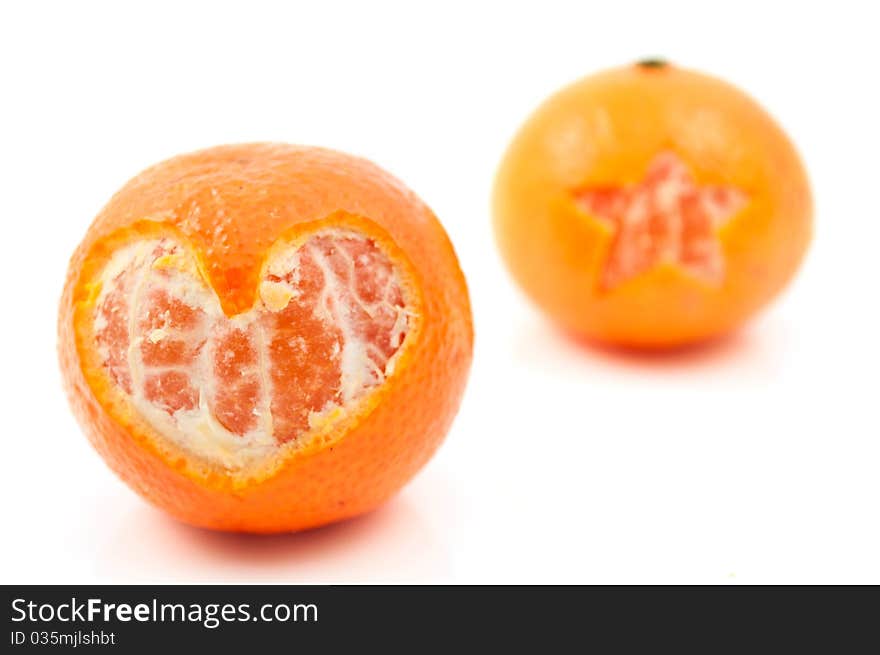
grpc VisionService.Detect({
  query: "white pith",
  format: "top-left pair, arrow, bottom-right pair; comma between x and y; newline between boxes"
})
93,230 -> 410,471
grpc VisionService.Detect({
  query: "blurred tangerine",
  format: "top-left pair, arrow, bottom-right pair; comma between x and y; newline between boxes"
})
493,60 -> 812,347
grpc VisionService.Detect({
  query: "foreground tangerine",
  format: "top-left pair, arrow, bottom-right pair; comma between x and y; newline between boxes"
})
493,61 -> 812,347
59,143 -> 473,533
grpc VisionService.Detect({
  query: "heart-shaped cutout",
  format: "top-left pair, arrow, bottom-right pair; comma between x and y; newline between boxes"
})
93,229 -> 412,470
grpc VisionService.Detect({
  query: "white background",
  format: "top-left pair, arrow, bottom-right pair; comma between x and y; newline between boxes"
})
2,1 -> 878,584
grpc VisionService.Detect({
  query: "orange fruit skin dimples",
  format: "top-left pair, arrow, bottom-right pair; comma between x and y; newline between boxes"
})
59,144 -> 473,533
493,62 -> 812,348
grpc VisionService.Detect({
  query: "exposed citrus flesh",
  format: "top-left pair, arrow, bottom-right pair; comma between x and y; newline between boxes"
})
574,151 -> 747,290
59,143 -> 473,533
93,230 -> 409,470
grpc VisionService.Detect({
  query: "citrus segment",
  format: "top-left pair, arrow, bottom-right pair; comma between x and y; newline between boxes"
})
211,325 -> 260,436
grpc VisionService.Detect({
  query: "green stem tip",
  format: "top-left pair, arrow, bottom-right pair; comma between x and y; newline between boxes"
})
636,58 -> 670,69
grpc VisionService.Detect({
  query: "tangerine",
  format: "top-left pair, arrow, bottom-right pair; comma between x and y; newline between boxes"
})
493,61 -> 812,347
59,143 -> 473,533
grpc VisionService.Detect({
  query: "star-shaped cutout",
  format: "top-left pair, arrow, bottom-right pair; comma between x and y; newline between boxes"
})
573,152 -> 747,290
